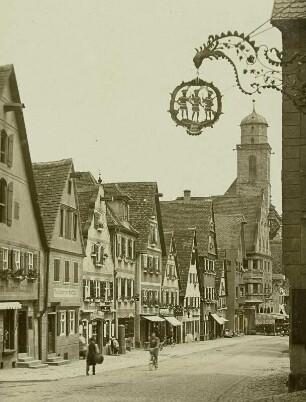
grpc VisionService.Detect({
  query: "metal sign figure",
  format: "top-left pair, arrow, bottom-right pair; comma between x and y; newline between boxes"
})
169,79 -> 222,136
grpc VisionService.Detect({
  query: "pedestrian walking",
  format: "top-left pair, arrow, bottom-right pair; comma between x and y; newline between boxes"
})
86,336 -> 99,375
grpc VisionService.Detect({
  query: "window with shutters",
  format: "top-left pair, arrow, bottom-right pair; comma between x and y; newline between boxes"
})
54,259 -> 60,282
100,281 -> 106,300
72,213 -> 77,240
122,237 -> 126,257
65,210 -> 72,239
116,234 -> 122,257
0,178 -> 7,224
0,130 -> 8,164
0,248 -> 9,270
142,254 -> 148,269
64,261 -> 70,283
95,281 -> 100,298
68,310 -> 75,334
27,252 -> 33,271
14,250 -> 20,271
14,201 -> 19,220
73,262 -> 78,284
59,208 -> 64,237
59,311 -> 66,336
121,278 -> 125,298
83,279 -> 90,299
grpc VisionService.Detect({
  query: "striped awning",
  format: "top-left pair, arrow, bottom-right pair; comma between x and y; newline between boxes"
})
210,313 -> 225,325
0,302 -> 22,310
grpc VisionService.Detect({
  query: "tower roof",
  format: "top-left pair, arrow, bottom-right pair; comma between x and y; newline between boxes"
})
240,100 -> 268,126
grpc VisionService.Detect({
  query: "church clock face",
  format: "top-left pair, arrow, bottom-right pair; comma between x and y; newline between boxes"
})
169,79 -> 222,136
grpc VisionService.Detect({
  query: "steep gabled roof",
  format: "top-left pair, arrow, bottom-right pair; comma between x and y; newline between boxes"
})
214,214 -> 246,251
108,182 -> 166,255
181,195 -> 262,253
160,200 -> 213,257
73,171 -> 97,186
174,229 -> 196,296
0,65 -> 47,249
106,205 -> 139,236
272,0 -> 306,20
224,178 -> 237,197
103,183 -> 131,201
33,159 -> 73,243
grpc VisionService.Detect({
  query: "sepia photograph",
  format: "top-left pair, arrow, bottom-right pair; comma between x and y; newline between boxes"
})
0,0 -> 305,400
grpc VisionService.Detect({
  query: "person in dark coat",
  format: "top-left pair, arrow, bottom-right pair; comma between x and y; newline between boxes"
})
86,337 -> 99,375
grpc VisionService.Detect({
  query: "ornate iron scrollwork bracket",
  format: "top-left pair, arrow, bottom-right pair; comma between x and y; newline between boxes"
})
193,31 -> 306,114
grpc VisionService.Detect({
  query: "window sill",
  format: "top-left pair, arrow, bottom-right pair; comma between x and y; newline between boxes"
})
2,349 -> 15,356
64,282 -> 70,285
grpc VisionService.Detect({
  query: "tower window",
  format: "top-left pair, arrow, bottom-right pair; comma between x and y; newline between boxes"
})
251,137 -> 254,144
249,155 -> 257,181
251,126 -> 254,131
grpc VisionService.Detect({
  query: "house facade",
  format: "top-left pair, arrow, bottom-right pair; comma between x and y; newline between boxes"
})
114,182 -> 166,348
271,0 -> 306,391
0,65 -> 47,369
75,173 -> 116,354
160,231 -> 181,343
104,183 -> 138,348
214,214 -> 247,334
33,159 -> 84,362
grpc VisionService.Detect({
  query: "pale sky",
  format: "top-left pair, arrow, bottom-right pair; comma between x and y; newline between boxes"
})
0,0 -> 282,211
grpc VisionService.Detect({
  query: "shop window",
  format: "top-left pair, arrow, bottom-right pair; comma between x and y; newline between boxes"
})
3,310 -> 14,349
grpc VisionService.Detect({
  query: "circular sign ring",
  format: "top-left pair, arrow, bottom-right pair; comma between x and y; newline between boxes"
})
169,79 -> 222,136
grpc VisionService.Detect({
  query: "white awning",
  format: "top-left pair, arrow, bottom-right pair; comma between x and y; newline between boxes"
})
164,316 -> 182,326
0,302 -> 22,310
211,313 -> 225,325
142,315 -> 165,322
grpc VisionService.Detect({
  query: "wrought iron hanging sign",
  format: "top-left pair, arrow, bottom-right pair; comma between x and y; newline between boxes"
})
169,78 -> 222,136
169,31 -> 306,135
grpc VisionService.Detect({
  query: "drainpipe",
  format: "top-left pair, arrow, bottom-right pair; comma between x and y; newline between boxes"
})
38,249 -> 50,361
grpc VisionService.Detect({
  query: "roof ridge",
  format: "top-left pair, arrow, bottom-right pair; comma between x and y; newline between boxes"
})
33,158 -> 73,167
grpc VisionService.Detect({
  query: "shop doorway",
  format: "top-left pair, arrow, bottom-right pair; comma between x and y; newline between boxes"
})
48,313 -> 56,354
18,310 -> 28,353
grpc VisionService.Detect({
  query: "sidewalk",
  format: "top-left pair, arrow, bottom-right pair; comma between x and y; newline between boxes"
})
0,336 -> 252,383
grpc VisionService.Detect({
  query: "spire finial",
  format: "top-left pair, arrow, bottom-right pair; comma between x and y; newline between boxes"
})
97,171 -> 102,184
252,99 -> 256,113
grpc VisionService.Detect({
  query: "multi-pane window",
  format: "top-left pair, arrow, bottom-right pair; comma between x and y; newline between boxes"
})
73,262 -> 78,284
14,250 -> 20,270
69,310 -> 75,334
59,311 -> 66,336
0,248 -> 9,270
83,279 -> 90,300
122,237 -> 126,257
64,261 -> 70,283
95,280 -> 100,298
54,259 -> 60,282
27,252 -> 34,271
116,234 -> 122,257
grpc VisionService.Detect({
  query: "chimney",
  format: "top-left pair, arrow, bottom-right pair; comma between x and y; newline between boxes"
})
184,190 -> 191,203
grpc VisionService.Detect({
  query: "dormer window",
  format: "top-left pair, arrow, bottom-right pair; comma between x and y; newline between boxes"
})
123,203 -> 129,221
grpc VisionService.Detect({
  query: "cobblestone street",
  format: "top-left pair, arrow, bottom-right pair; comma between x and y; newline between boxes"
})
1,336 -> 305,401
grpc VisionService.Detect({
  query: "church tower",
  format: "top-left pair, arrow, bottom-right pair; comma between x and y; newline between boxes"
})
236,101 -> 271,209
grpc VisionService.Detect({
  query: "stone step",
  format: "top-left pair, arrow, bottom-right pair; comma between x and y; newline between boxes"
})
46,360 -> 70,366
29,364 -> 49,369
17,359 -> 44,368
46,356 -> 62,362
18,356 -> 36,362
